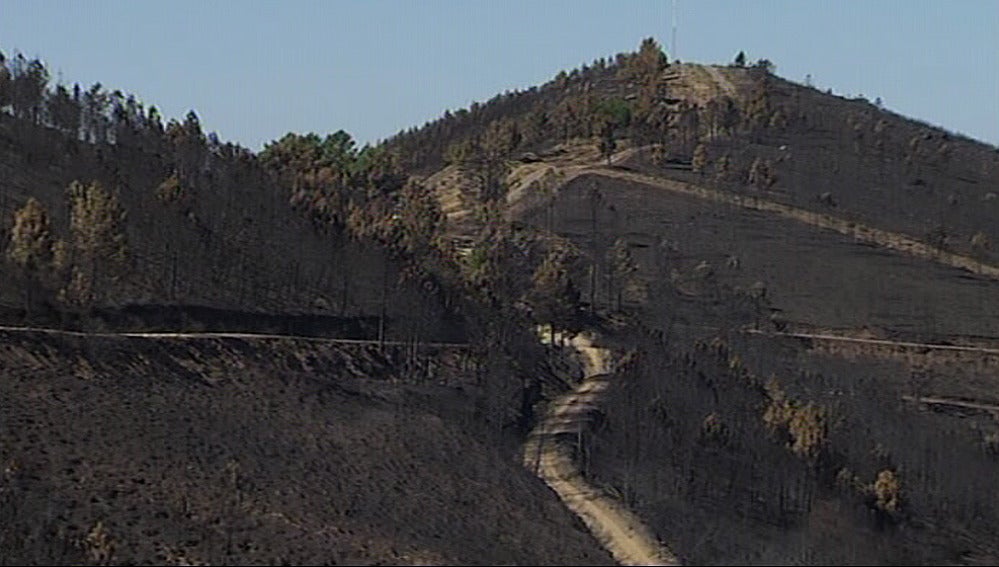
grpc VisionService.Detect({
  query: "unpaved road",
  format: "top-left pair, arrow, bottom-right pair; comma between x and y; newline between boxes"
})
746,328 -> 999,355
704,65 -> 738,99
524,333 -> 678,566
589,166 -> 999,283
0,325 -> 468,348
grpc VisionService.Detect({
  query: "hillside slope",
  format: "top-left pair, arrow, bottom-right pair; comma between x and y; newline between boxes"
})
0,329 -> 612,565
407,47 -> 999,564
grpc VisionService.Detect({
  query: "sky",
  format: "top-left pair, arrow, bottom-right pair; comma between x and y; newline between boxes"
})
1,0 -> 997,151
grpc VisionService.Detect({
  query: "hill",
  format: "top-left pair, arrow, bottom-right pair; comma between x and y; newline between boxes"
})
3,37 -> 999,565
401,41 -> 999,564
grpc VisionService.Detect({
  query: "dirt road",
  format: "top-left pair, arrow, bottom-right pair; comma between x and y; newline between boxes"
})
589,167 -> 999,283
746,328 -> 999,356
524,333 -> 678,566
0,325 -> 468,348
704,65 -> 738,99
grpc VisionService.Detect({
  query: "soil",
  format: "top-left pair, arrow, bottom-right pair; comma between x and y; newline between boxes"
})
0,329 -> 612,565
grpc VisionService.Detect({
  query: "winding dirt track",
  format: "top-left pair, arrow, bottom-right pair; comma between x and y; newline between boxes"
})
524,333 -> 678,566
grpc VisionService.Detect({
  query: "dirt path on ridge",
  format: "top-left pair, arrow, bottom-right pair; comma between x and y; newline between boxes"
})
704,65 -> 738,99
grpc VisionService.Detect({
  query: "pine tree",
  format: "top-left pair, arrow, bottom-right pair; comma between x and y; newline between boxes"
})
595,98 -> 631,165
8,198 -> 54,314
10,54 -> 49,123
397,179 -> 444,255
527,245 -> 582,340
63,181 -> 128,308
608,238 -> 641,310
621,37 -> 668,83
0,51 -> 11,110
692,143 -> 709,174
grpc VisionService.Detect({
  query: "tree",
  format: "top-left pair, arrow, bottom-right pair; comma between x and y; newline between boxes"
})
396,179 -> 444,256
595,98 -> 631,166
446,119 -> 517,205
754,58 -> 776,74
692,143 -> 709,175
0,51 -> 11,110
671,101 -> 700,155
63,181 -> 128,308
744,76 -> 772,138
8,198 -> 55,314
872,469 -> 902,515
608,238 -> 641,310
715,154 -> 732,182
971,231 -> 991,259
621,37 -> 668,83
527,245 -> 582,341
478,119 -> 519,202
47,84 -> 81,136
734,50 -> 747,67
748,157 -> 776,189
10,54 -> 49,123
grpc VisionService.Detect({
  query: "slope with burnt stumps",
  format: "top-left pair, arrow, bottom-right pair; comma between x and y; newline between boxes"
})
0,329 -> 613,565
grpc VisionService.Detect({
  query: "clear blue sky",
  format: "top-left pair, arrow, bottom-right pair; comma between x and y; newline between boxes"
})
2,0 -> 996,150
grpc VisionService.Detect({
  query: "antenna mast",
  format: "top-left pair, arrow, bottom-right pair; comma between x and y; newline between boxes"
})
671,0 -> 677,61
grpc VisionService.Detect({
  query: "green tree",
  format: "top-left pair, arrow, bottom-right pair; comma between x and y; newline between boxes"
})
260,130 -> 362,228
8,198 -> 54,314
595,98 -> 631,166
734,50 -> 747,67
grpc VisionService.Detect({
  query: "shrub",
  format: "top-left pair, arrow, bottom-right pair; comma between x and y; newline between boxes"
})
971,231 -> 991,255
983,431 -> 999,457
872,469 -> 902,515
762,377 -> 791,431
924,225 -> 949,250
699,412 -> 729,446
747,157 -> 776,189
762,378 -> 827,461
156,172 -> 187,206
787,403 -> 826,459
82,520 -> 114,564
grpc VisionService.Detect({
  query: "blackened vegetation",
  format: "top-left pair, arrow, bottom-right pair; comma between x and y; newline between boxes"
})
384,37 -> 675,173
4,36 -> 999,565
0,52 -> 464,348
0,331 -> 612,565
585,327 -> 999,564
